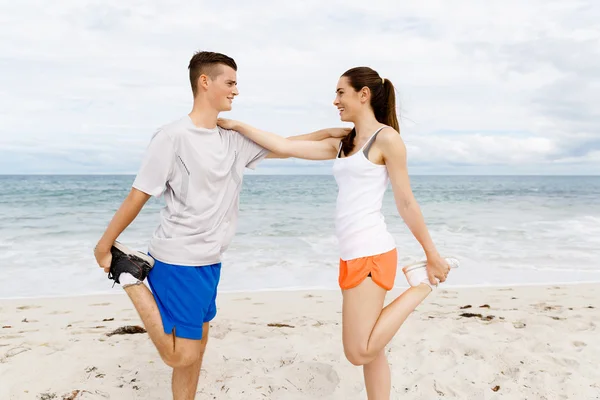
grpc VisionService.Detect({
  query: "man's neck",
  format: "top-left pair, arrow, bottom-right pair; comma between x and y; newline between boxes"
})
188,100 -> 219,130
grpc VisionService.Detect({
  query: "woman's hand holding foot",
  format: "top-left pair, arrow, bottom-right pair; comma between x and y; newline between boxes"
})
425,252 -> 451,286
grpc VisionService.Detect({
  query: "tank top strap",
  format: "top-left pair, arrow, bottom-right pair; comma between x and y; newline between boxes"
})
362,126 -> 387,158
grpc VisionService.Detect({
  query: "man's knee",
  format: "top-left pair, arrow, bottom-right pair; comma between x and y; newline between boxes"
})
162,347 -> 205,369
160,336 -> 208,369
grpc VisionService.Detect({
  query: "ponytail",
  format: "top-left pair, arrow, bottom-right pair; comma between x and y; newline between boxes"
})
382,79 -> 399,131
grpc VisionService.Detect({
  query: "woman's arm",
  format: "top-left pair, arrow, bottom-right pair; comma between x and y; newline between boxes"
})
378,128 -> 450,284
267,127 -> 349,159
218,118 -> 342,160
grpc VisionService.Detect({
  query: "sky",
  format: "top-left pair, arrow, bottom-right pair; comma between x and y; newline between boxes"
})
1,0 -> 599,175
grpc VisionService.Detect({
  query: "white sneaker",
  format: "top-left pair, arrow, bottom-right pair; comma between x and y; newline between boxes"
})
402,257 -> 459,290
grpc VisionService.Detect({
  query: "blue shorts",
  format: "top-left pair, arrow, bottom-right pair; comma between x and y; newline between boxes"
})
147,256 -> 221,340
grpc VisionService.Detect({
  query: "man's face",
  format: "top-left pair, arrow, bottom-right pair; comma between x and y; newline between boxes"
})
203,65 -> 238,112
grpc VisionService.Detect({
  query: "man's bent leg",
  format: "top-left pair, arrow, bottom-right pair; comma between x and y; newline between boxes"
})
172,323 -> 210,400
124,284 -> 202,367
125,259 -> 220,369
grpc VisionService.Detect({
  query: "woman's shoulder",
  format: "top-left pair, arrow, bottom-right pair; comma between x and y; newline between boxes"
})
375,126 -> 402,145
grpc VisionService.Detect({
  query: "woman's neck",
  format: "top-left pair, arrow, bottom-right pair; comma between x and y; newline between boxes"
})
352,112 -> 384,141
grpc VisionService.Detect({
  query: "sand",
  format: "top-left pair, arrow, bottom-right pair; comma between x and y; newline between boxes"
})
0,284 -> 598,399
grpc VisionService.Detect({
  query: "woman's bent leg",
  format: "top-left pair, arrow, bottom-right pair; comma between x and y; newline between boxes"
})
342,278 -> 431,366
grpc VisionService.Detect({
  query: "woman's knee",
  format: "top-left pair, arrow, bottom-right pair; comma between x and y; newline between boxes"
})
344,346 -> 371,366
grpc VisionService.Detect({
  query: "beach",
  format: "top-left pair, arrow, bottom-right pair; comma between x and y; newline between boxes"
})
2,175 -> 599,398
1,284 -> 598,399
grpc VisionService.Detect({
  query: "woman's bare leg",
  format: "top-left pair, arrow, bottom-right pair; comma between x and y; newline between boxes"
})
342,277 -> 431,366
363,349 -> 391,400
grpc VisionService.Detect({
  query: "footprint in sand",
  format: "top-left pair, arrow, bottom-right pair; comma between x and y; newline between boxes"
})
62,389 -> 110,399
1,334 -> 24,340
210,323 -> 232,340
16,305 -> 41,310
2,346 -> 31,361
502,366 -> 522,379
462,349 -> 485,360
438,293 -> 458,299
49,310 -> 72,315
69,330 -> 101,336
551,356 -> 579,368
234,297 -> 251,301
572,341 -> 587,347
90,303 -> 111,307
279,362 -> 340,396
512,321 -> 526,329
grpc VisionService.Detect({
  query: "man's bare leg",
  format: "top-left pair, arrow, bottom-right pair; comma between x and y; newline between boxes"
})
124,283 -> 203,367
172,323 -> 209,400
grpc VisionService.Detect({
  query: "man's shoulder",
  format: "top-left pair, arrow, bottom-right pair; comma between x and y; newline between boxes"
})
157,116 -> 190,137
218,126 -> 242,138
147,116 -> 196,150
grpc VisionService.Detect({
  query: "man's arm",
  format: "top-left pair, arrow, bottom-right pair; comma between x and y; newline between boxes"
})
93,130 -> 173,273
94,188 -> 151,272
266,128 -> 349,159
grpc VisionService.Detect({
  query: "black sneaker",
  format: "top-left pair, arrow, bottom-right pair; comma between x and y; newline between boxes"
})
108,241 -> 154,284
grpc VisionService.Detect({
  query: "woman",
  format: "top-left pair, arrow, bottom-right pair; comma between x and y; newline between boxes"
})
218,67 -> 457,399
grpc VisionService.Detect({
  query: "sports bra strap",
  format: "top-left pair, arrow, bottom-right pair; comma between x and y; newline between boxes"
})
336,141 -> 344,158
362,126 -> 386,158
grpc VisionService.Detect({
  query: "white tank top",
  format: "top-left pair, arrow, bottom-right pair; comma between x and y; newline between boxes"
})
332,126 -> 396,261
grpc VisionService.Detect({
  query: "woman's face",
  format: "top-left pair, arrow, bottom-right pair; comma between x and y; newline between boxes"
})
333,76 -> 362,122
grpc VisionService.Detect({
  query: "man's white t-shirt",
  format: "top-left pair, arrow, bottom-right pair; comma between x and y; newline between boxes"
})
132,115 -> 267,266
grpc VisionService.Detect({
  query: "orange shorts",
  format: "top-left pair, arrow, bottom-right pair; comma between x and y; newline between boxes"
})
338,248 -> 398,291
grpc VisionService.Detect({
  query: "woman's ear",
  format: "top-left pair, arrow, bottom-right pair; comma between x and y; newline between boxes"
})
360,86 -> 370,103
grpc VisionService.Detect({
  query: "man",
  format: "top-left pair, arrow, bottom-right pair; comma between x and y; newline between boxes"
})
93,51 -> 348,399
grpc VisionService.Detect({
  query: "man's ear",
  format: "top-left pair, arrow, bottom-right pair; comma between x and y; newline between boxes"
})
198,74 -> 210,90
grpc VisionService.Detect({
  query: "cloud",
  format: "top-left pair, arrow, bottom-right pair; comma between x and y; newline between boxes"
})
0,1 -> 599,174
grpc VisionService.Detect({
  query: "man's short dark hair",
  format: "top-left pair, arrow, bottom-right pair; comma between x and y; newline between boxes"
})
188,51 -> 237,96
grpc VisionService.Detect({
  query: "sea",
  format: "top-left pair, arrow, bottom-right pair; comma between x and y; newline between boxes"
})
1,175 -> 599,299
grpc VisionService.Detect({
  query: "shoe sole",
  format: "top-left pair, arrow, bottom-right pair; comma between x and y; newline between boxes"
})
112,241 -> 155,267
402,257 -> 460,273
